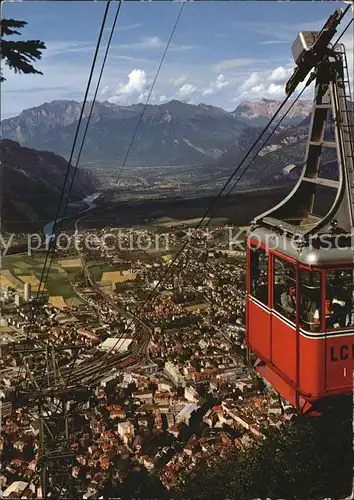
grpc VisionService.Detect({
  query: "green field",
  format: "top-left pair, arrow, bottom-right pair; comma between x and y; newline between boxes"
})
1,254 -> 77,298
44,276 -> 76,298
2,255 -> 65,273
87,262 -> 122,282
152,216 -> 229,229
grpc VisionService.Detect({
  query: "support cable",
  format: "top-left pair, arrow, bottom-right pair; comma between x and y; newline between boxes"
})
70,3 -> 186,380
16,0 -> 111,410
40,0 -> 123,309
90,90 -> 302,370
88,14 -> 353,367
107,2 -> 185,202
47,1 -> 185,458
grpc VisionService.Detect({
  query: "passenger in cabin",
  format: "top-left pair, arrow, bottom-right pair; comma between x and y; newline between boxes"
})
312,308 -> 320,325
280,286 -> 296,318
255,270 -> 268,303
313,298 -> 342,328
346,292 -> 354,326
324,298 -> 335,327
302,298 -> 318,330
250,262 -> 260,294
331,295 -> 347,327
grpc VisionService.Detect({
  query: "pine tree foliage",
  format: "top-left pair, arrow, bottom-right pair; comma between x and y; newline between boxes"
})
175,411 -> 352,500
0,19 -> 46,82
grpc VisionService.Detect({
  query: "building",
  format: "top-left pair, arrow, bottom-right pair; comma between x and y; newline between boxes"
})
77,328 -> 98,342
176,403 -> 199,426
158,381 -> 173,393
165,362 -> 186,387
14,294 -> 21,307
24,282 -> 31,302
98,337 -> 133,353
132,391 -> 154,404
3,480 -> 35,497
235,379 -> 254,394
0,317 -> 8,327
166,413 -> 175,428
117,421 -> 135,445
184,386 -> 199,404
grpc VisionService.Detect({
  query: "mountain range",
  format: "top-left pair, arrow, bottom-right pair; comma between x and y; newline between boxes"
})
1,98 -> 313,167
3,96 -> 347,231
232,98 -> 312,126
219,101 -> 353,188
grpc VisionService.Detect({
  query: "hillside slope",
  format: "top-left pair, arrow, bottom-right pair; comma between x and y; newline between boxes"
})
1,140 -> 99,231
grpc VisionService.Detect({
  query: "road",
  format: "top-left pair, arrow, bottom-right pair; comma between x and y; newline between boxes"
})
74,212 -> 153,364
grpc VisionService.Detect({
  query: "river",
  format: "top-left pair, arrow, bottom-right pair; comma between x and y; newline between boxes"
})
42,193 -> 102,242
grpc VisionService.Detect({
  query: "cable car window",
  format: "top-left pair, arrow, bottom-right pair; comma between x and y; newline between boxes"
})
300,269 -> 321,331
325,270 -> 354,329
273,256 -> 296,321
250,246 -> 268,305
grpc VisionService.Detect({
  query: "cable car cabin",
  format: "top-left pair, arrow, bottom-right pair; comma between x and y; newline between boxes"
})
245,9 -> 354,414
246,232 -> 354,413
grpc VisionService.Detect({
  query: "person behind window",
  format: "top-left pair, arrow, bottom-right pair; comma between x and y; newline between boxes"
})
313,308 -> 320,325
255,270 -> 268,304
303,297 -> 319,330
346,289 -> 354,326
322,298 -> 333,327
313,299 -> 335,326
332,295 -> 347,327
281,286 -> 296,318
250,254 -> 260,294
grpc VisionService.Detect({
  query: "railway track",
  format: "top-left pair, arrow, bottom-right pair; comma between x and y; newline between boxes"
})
1,351 -> 141,418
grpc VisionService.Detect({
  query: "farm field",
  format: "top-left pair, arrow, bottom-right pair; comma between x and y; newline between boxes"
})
1,254 -> 79,299
101,271 -> 137,283
86,262 -> 124,281
153,216 -> 228,228
58,258 -> 82,268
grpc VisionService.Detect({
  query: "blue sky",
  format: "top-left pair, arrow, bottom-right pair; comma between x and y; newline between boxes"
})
1,1 -> 353,118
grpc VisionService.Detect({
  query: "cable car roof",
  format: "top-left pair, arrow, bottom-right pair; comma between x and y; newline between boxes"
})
248,226 -> 354,267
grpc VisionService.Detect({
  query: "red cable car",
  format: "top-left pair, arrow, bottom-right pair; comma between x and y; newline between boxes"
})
245,9 -> 354,414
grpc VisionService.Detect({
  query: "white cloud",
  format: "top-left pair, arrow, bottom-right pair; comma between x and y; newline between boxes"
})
202,88 -> 214,96
142,36 -> 164,48
173,75 -> 187,86
118,36 -> 196,52
260,40 -> 288,45
100,85 -> 110,97
268,83 -> 283,95
215,73 -> 229,90
268,66 -> 292,83
234,62 -> 297,101
213,58 -> 268,72
117,36 -> 164,51
201,73 -> 229,96
239,72 -> 260,92
115,23 -> 143,32
117,69 -> 148,95
233,18 -> 328,44
138,91 -> 149,102
178,83 -> 197,98
250,84 -> 264,94
159,95 -> 169,103
234,81 -> 287,101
